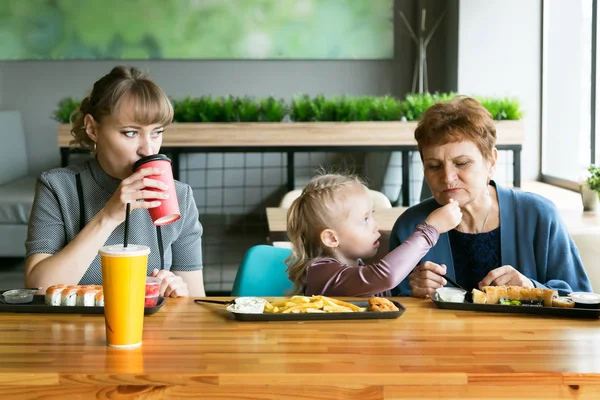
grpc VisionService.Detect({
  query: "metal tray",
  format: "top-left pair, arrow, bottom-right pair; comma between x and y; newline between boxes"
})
0,293 -> 164,315
432,294 -> 600,319
225,300 -> 405,322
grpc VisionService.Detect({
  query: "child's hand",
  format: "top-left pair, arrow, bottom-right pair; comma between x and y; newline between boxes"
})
425,199 -> 462,234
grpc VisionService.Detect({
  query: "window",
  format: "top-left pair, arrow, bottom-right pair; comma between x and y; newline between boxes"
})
542,0 -> 593,184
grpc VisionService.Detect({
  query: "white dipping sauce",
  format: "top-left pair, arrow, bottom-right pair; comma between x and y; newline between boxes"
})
435,287 -> 467,303
226,297 -> 267,314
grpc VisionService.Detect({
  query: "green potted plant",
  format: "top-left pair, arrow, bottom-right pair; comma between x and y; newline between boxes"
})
582,165 -> 600,211
54,93 -> 524,149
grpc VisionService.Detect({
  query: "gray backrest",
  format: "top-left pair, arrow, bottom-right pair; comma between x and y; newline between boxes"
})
0,111 -> 28,185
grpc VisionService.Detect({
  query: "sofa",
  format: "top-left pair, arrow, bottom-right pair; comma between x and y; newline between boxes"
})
0,111 -> 37,257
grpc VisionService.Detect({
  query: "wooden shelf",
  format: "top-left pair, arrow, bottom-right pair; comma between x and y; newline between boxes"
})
58,120 -> 525,148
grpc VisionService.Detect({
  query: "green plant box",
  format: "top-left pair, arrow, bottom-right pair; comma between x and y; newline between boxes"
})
53,94 -> 523,124
56,93 -> 524,148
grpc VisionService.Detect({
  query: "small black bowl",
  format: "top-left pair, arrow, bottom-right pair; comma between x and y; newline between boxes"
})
570,292 -> 600,309
574,301 -> 600,309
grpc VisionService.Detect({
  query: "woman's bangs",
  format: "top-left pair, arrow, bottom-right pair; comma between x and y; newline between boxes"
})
118,85 -> 173,127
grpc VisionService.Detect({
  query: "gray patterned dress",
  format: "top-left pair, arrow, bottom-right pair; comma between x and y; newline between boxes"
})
26,158 -> 203,285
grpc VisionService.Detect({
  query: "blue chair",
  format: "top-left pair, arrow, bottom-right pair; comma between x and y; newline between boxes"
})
231,245 -> 294,296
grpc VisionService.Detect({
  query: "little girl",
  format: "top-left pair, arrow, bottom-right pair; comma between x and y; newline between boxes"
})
285,173 -> 462,297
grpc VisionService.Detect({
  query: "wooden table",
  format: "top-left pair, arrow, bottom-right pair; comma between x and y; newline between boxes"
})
266,206 -> 408,238
1,297 -> 599,399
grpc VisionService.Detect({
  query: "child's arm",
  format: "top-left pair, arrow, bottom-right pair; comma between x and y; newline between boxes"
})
304,222 -> 439,297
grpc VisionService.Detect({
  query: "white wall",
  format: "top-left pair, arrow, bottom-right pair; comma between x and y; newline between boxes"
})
0,0 -> 420,178
458,0 -> 542,181
0,60 -> 403,176
0,1 -> 419,219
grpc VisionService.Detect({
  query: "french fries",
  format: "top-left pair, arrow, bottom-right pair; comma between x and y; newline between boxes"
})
263,295 -> 364,314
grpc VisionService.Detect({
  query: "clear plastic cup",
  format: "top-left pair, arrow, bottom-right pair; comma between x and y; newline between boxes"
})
145,276 -> 161,307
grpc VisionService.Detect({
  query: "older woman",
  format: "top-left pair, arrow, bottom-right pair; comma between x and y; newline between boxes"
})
390,96 -> 591,297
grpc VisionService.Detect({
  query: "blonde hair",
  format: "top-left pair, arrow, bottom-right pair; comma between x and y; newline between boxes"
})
70,66 -> 174,150
285,173 -> 366,294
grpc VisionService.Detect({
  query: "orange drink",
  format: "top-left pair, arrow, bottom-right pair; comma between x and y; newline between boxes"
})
99,244 -> 150,348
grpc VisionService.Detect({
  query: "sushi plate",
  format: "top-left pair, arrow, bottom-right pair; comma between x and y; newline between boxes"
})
0,292 -> 164,315
432,293 -> 600,319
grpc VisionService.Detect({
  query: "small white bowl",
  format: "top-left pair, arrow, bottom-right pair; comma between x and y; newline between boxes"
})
435,287 -> 467,303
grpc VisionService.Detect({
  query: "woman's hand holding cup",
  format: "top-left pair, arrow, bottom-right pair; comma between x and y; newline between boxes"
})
151,268 -> 189,297
101,167 -> 169,226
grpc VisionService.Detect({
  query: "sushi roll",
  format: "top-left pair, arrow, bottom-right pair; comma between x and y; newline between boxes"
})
60,287 -> 79,306
76,287 -> 100,307
45,285 -> 67,306
94,291 -> 104,307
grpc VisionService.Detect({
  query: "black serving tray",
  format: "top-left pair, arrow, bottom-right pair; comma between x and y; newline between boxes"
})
432,294 -> 600,319
224,300 -> 405,322
0,293 -> 164,315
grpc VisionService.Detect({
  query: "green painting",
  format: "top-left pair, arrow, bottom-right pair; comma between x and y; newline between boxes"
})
0,0 -> 393,60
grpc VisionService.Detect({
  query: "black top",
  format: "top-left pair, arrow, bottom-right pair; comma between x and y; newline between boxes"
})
449,227 -> 501,292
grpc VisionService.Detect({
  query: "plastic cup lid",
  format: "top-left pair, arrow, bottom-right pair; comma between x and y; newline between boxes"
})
146,277 -> 161,285
99,244 -> 151,257
133,154 -> 171,171
569,292 -> 600,304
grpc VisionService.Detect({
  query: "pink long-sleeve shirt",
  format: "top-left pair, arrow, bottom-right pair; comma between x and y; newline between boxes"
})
304,222 -> 439,297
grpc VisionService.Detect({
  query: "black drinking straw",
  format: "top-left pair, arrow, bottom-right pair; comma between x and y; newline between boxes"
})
123,203 -> 131,247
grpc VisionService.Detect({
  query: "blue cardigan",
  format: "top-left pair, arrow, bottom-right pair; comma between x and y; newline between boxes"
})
390,182 -> 592,296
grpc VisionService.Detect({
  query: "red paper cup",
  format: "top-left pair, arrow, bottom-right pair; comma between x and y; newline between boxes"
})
133,154 -> 180,226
